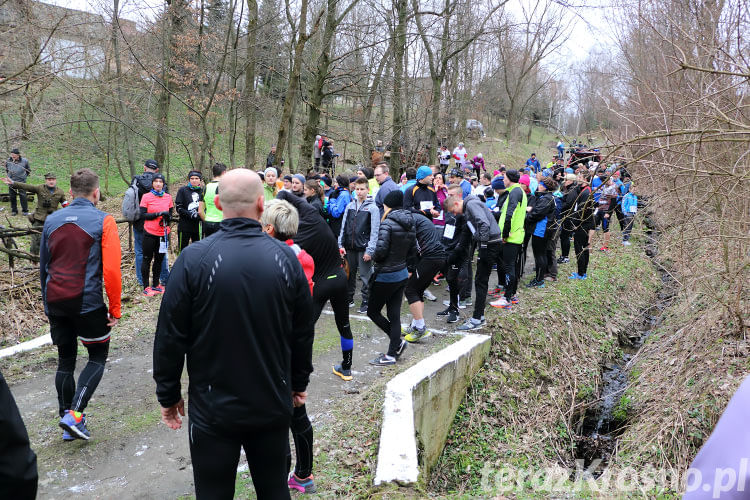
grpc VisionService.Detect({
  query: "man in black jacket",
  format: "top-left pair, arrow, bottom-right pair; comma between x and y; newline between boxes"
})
174,170 -> 204,252
153,169 -> 314,500
403,166 -> 440,220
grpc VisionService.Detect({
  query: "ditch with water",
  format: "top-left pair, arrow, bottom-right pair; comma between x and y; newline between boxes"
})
574,211 -> 676,474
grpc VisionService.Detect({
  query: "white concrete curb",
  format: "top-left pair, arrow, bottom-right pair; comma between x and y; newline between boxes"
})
0,333 -> 52,359
374,333 -> 491,487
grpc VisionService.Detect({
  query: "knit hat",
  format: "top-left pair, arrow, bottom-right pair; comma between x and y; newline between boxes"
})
293,173 -> 306,185
152,173 -> 166,183
565,173 -> 577,182
416,165 -> 433,181
565,167 -> 575,173
493,169 -> 500,176
505,169 -> 520,183
519,174 -> 530,186
187,170 -> 202,180
11,148 -> 20,155
264,167 -> 277,178
383,189 -> 404,209
322,176 -> 332,187
283,174 -> 293,182
491,176 -> 505,190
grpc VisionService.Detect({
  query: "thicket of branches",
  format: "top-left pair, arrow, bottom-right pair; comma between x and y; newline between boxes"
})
0,0 -> 571,182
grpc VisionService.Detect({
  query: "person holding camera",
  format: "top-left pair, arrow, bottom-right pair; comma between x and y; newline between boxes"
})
2,172 -> 66,255
139,173 -> 173,296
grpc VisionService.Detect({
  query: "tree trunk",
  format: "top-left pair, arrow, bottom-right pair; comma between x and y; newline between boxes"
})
242,0 -> 258,168
112,0 -> 135,177
389,0 -> 408,178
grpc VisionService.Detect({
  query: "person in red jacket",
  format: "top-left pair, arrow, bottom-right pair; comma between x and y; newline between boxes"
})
40,168 -> 121,441
139,173 -> 174,296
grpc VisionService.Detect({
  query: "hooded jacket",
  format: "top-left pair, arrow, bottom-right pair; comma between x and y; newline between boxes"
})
412,213 -> 445,262
153,218 -> 314,437
339,197 -> 380,254
373,209 -> 416,274
463,194 -> 502,245
526,191 -> 556,238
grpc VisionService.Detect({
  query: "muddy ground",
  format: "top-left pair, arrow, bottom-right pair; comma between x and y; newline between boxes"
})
3,260 -> 526,499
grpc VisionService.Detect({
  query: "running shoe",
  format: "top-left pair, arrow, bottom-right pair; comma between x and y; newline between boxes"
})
332,364 -> 352,381
402,325 -> 415,336
143,287 -> 157,297
423,290 -> 437,302
447,309 -> 459,323
569,272 -> 582,280
456,318 -> 484,331
578,273 -> 587,280
395,340 -> 408,358
526,279 -> 545,288
442,299 -> 468,309
59,410 -> 90,440
369,353 -> 396,366
436,307 -> 451,316
510,295 -> 519,304
357,303 -> 368,314
348,300 -> 355,308
152,285 -> 165,294
490,297 -> 512,309
404,326 -> 432,343
557,256 -> 570,264
599,246 -> 609,252
463,298 -> 473,307
288,473 -> 317,493
62,429 -> 75,442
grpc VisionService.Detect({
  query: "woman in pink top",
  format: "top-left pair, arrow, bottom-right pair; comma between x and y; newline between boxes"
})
432,172 -> 448,228
139,173 -> 174,296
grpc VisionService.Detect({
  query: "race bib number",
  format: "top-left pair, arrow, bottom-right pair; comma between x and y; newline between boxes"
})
159,239 -> 168,254
443,224 -> 456,240
629,206 -> 637,214
420,200 -> 434,211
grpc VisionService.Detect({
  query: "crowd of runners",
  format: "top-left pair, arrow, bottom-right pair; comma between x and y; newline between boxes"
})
1,140 -> 640,499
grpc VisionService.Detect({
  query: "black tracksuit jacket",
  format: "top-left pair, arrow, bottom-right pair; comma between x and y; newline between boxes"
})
153,218 -> 314,437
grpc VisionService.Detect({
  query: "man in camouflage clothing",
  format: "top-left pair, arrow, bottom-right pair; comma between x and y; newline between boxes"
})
2,172 -> 66,255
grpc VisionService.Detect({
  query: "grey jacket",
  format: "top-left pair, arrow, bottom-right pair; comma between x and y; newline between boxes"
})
5,157 -> 30,182
463,194 -> 502,245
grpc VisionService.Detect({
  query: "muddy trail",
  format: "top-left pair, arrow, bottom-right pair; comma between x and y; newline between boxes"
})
574,209 -> 677,471
3,258 -> 530,499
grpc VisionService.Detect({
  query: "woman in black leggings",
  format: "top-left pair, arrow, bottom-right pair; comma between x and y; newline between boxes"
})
138,173 -> 173,295
368,190 -> 416,366
525,177 -> 557,287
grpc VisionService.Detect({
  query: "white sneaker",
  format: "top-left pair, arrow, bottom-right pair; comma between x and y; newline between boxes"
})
443,298 -> 467,308
490,297 -> 512,309
423,290 -> 437,301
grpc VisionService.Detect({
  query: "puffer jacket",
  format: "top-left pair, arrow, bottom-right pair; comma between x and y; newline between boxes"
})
373,209 -> 416,274
412,213 -> 445,261
526,191 -> 556,238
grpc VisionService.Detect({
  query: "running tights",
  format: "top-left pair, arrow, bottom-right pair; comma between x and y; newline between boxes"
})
55,340 -> 110,418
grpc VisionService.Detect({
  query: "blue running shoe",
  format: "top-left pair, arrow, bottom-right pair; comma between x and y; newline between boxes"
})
59,410 -> 90,440
569,272 -> 581,280
578,273 -> 587,280
62,429 -> 75,442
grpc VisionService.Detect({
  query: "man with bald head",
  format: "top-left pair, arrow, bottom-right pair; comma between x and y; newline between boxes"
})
153,169 -> 314,499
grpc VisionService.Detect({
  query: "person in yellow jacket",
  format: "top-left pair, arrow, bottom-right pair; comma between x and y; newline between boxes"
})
491,169 -> 527,309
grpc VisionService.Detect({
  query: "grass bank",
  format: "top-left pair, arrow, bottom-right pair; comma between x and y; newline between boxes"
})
429,235 -> 661,498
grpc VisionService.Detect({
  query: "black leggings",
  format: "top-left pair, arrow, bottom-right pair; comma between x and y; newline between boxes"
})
287,405 -> 313,479
531,234 -> 549,281
560,227 -> 573,258
501,242 -> 522,300
574,227 -> 590,276
472,243 -> 501,320
189,423 -> 290,500
178,230 -> 200,252
404,258 -> 444,304
367,278 -> 407,357
288,268 -> 351,483
55,339 -> 110,418
141,233 -> 165,288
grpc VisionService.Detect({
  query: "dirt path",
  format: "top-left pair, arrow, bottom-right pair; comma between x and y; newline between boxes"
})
5,267 -> 515,499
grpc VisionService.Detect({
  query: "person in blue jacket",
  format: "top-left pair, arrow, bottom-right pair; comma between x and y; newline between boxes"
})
525,177 -> 557,287
620,184 -> 638,246
327,174 -> 351,238
525,153 -> 541,173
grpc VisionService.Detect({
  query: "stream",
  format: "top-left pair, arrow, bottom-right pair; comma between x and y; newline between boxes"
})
574,211 -> 676,472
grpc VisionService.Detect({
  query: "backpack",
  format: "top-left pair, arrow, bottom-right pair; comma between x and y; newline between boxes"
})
122,179 -> 142,222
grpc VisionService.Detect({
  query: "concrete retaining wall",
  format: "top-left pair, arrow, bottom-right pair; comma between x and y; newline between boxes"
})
374,333 -> 491,486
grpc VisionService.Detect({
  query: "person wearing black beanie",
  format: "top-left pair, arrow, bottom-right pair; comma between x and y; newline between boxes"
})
367,188 -> 415,366
175,170 -> 205,252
